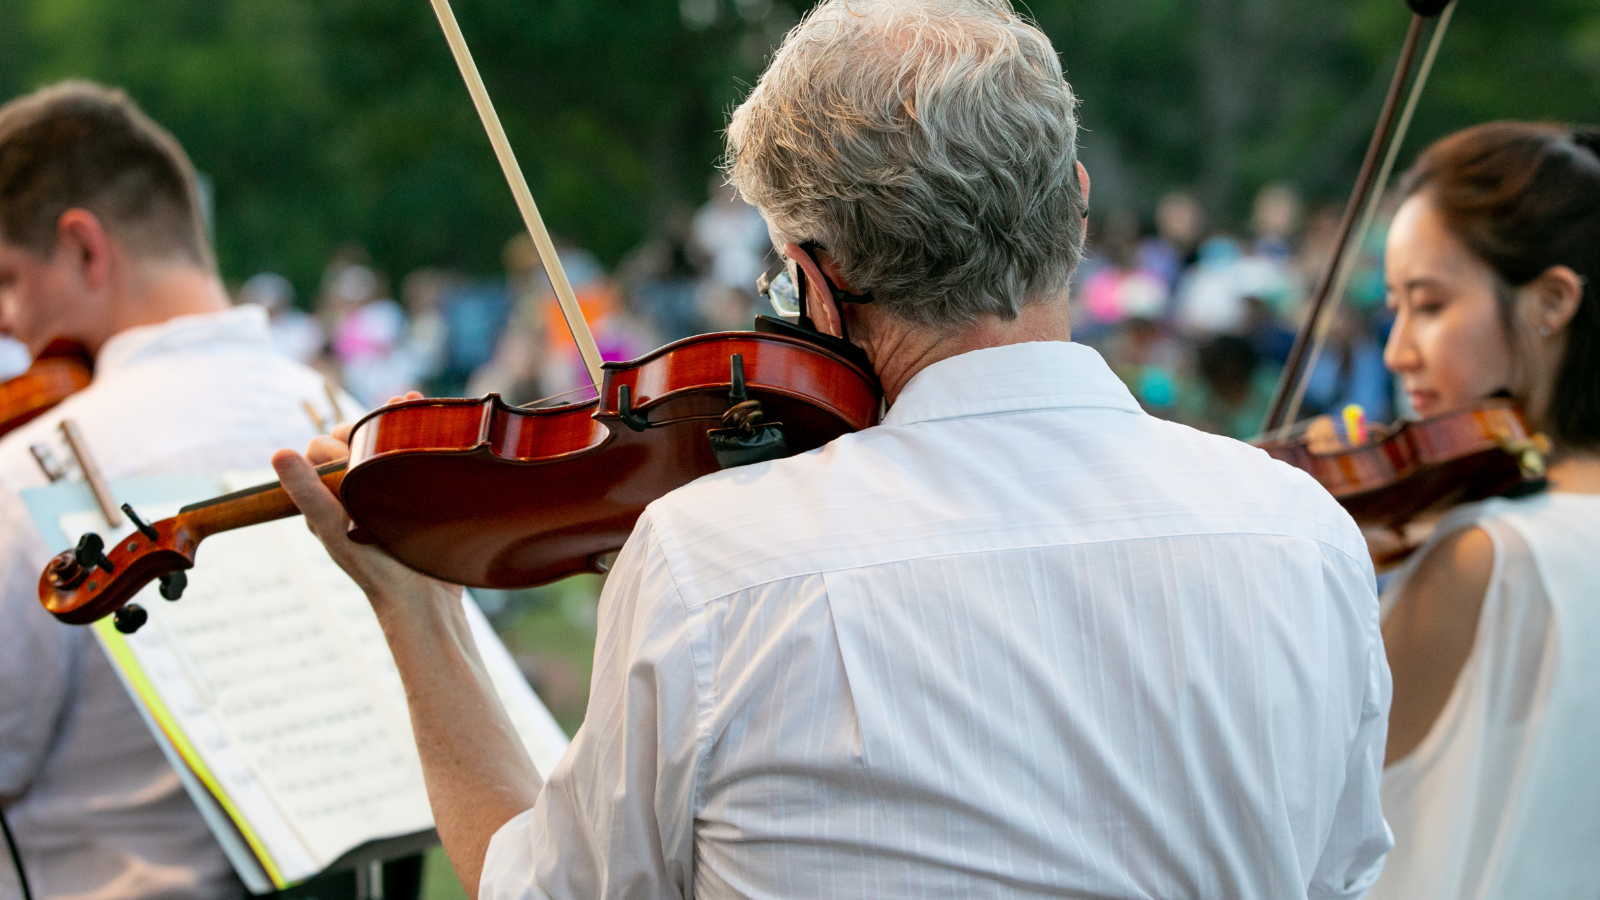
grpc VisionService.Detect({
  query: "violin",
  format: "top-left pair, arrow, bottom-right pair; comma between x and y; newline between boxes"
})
1248,0 -> 1546,544
0,339 -> 93,437
39,325 -> 879,629
1258,399 -> 1548,531
34,0 -> 887,635
35,0 -> 887,632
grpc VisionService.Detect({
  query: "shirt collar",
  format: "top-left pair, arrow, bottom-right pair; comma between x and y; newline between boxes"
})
95,306 -> 274,376
882,340 -> 1143,427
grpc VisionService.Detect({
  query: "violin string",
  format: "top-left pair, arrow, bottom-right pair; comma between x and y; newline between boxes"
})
1277,1 -> 1456,435
519,382 -> 602,410
425,0 -> 606,391
1258,11 -> 1428,439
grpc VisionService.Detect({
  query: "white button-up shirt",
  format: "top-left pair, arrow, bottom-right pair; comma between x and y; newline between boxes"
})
480,340 -> 1392,900
0,307 -> 348,900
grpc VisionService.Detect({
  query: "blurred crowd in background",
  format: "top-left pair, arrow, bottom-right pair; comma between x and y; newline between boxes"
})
239,176 -> 772,418
239,176 -> 1397,445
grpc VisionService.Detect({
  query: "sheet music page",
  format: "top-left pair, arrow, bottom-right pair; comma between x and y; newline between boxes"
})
62,474 -> 571,885
229,472 -> 571,777
66,505 -> 328,882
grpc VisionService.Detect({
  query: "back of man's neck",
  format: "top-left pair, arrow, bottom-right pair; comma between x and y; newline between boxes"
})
865,298 -> 1073,404
96,262 -> 230,354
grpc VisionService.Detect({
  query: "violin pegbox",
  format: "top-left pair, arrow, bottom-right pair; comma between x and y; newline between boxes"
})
40,502 -> 196,632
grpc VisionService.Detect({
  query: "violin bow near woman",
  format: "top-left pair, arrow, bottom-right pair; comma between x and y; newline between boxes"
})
36,0 -> 881,634
1251,0 -> 1554,556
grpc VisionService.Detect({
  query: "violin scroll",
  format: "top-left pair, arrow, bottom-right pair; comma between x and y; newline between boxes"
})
40,511 -> 197,627
38,463 -> 348,630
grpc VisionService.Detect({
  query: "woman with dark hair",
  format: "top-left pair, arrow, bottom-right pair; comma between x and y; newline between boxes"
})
1372,122 -> 1600,898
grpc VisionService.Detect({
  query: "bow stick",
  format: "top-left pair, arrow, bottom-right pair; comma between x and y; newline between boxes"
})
1275,1 -> 1456,435
1260,0 -> 1456,438
427,0 -> 606,390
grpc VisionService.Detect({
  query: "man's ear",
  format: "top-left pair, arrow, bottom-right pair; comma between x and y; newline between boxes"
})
784,242 -> 844,339
1077,161 -> 1091,239
54,209 -> 114,293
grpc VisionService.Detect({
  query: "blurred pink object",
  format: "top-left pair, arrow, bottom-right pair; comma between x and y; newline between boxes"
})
1083,267 -> 1168,324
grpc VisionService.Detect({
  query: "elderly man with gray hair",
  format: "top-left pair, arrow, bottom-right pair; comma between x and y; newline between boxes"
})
275,1 -> 1392,898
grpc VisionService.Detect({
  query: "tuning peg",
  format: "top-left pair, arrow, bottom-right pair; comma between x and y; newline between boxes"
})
113,603 -> 148,634
122,504 -> 159,541
158,571 -> 187,601
74,534 -> 114,574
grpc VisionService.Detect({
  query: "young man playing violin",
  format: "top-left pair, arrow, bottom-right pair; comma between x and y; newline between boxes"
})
278,2 -> 1392,897
0,82 -> 364,900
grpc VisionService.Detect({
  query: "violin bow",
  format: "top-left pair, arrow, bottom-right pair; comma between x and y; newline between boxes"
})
1259,0 -> 1457,439
427,0 -> 606,391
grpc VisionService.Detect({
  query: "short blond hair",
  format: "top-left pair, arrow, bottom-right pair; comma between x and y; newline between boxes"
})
726,0 -> 1084,328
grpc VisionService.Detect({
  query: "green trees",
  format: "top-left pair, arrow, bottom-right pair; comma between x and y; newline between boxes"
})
1,0 -> 1595,298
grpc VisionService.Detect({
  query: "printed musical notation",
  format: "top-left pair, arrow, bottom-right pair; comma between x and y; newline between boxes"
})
59,471 -> 569,885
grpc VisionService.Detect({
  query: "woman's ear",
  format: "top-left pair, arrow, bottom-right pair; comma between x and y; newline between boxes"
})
783,242 -> 843,339
1530,264 -> 1584,338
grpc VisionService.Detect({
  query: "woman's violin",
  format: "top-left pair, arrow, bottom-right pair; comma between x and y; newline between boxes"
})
0,339 -> 93,437
39,325 -> 879,629
1258,398 -> 1548,531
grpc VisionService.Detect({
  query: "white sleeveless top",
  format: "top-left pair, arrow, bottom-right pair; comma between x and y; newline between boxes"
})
1368,492 -> 1600,899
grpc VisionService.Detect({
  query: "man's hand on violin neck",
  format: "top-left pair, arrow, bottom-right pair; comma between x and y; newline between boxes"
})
306,424 -> 353,466
305,391 -> 420,466
271,445 -> 460,622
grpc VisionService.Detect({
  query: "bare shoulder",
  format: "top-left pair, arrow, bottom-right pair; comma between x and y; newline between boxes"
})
1386,525 -> 1495,658
1382,524 -> 1496,764
1396,526 -> 1495,621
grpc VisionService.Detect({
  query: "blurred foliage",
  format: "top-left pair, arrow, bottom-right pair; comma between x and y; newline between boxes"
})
422,846 -> 468,900
0,0 -> 1596,298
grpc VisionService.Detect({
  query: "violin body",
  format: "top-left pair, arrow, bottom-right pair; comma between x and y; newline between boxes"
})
0,340 -> 93,436
342,330 -> 880,587
1260,400 -> 1546,530
39,328 -> 881,626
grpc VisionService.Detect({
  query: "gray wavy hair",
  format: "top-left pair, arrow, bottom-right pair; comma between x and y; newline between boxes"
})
726,0 -> 1085,329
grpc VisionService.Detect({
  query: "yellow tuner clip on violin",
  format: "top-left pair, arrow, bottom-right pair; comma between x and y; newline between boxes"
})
1343,404 -> 1368,446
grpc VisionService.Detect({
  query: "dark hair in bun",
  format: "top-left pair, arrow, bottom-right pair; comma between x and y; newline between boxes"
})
1400,121 -> 1600,450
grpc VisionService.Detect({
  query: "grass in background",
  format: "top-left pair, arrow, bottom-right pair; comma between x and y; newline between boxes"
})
421,576 -> 605,899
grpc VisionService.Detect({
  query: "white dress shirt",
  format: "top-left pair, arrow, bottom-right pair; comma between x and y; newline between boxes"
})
1371,492 -> 1600,899
480,340 -> 1391,900
0,307 -> 352,900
